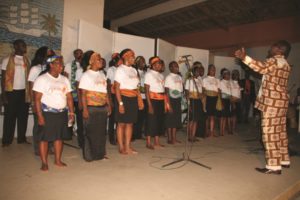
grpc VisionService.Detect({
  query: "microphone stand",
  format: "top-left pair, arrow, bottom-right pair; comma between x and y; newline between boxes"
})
162,56 -> 211,170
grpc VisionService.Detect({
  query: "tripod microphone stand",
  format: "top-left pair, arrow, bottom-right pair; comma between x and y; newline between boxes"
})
162,56 -> 211,170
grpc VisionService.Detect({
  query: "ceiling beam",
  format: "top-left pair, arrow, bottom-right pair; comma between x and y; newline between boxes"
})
111,0 -> 207,31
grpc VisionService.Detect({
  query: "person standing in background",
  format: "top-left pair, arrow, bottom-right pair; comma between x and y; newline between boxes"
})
107,53 -> 122,145
133,56 -> 147,140
165,61 -> 183,144
239,71 -> 256,123
1,39 -> 30,147
64,49 -> 84,147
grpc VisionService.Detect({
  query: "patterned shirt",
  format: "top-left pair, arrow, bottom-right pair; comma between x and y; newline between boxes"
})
243,55 -> 290,115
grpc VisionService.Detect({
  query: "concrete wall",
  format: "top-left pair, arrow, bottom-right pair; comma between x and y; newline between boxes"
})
61,0 -> 104,63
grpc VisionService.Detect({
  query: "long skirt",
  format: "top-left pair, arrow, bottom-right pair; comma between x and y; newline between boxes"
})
83,106 -> 107,161
146,99 -> 165,137
165,97 -> 182,128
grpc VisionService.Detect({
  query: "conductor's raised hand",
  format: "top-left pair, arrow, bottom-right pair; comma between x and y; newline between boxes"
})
234,47 -> 246,60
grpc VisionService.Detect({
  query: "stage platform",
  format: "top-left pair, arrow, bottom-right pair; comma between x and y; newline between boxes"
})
0,120 -> 300,200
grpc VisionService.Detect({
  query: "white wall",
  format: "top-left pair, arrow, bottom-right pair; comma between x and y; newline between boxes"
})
156,39 -> 176,75
78,19 -> 113,64
61,0 -> 104,63
113,32 -> 155,63
213,56 -> 240,79
175,46 -> 209,80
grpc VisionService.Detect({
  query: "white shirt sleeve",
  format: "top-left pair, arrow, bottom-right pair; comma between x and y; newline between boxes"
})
78,73 -> 89,90
75,68 -> 83,82
28,66 -> 40,82
1,57 -> 9,71
144,72 -> 151,86
164,75 -> 171,88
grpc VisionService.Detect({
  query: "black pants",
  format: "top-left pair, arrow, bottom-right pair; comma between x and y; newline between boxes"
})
2,90 -> 29,145
74,101 -> 84,148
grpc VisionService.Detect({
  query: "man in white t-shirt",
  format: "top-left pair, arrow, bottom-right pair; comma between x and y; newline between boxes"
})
1,39 -> 30,147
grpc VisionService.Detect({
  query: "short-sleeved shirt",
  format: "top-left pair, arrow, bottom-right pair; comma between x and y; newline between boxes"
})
114,64 -> 139,90
75,68 -> 83,82
144,69 -> 165,93
33,73 -> 72,109
219,79 -> 231,98
231,80 -> 241,99
203,76 -> 220,92
79,69 -> 107,93
107,66 -> 116,83
185,78 -> 203,93
28,64 -> 46,82
165,73 -> 183,98
2,55 -> 26,89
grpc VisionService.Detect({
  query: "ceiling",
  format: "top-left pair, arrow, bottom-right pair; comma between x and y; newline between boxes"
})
104,0 -> 300,50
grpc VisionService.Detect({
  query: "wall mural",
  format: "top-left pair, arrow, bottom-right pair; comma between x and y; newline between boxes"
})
0,0 -> 64,60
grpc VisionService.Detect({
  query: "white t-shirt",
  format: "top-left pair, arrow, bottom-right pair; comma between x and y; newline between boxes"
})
114,64 -> 139,90
203,76 -> 220,92
64,61 -> 80,80
230,80 -> 241,99
185,78 -> 203,93
107,66 -> 116,83
79,69 -> 107,93
144,69 -> 164,93
1,55 -> 26,89
219,79 -> 231,97
75,68 -> 83,82
33,73 -> 72,109
28,64 -> 46,82
165,73 -> 183,98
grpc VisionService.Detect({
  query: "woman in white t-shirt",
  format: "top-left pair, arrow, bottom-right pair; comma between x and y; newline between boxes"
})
202,64 -> 220,137
28,46 -> 52,156
114,49 -> 143,155
219,69 -> 232,136
33,55 -> 74,171
107,53 -> 122,145
230,69 -> 242,134
79,52 -> 111,161
164,61 -> 183,144
144,56 -> 165,149
185,66 -> 204,142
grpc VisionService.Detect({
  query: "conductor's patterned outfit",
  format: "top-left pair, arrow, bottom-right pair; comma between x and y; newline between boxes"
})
243,55 -> 290,170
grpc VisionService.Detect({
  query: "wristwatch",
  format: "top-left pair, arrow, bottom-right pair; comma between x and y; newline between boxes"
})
119,101 -> 124,106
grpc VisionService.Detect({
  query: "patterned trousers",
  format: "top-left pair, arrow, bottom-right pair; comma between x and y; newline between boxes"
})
261,109 -> 290,170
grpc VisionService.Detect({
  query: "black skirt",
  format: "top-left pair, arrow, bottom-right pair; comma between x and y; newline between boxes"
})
115,96 -> 138,123
165,97 -> 182,128
189,99 -> 203,121
38,111 -> 68,142
206,96 -> 218,116
82,106 -> 107,161
221,98 -> 231,117
146,99 -> 165,136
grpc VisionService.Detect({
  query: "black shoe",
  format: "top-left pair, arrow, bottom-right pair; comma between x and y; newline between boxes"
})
255,167 -> 281,175
281,164 -> 290,168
